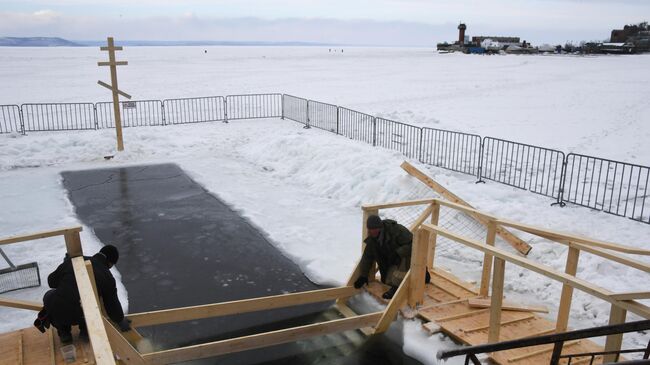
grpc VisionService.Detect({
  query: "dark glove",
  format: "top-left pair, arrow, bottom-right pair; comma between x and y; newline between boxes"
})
118,318 -> 132,332
353,276 -> 368,289
33,308 -> 50,333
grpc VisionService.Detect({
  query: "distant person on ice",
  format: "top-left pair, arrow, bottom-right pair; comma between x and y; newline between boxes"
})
35,245 -> 131,344
354,215 -> 430,299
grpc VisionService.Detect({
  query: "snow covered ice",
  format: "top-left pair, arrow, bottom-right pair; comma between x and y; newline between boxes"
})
1,46 -> 650,364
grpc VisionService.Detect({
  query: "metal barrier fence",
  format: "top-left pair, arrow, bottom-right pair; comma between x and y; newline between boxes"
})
4,93 -> 650,225
21,103 -> 96,131
0,105 -> 21,134
307,100 -> 338,133
163,96 -> 225,125
282,94 -> 308,125
563,153 -> 650,223
226,94 -> 282,121
480,138 -> 565,200
97,100 -> 164,128
338,107 -> 375,145
421,128 -> 482,176
374,118 -> 421,159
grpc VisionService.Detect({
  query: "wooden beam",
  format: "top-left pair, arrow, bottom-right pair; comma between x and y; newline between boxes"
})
556,246 -> 580,333
435,308 -> 489,322
400,161 -> 531,255
0,226 -> 82,246
497,218 -> 650,256
64,230 -> 83,258
103,317 -> 146,365
610,292 -> 650,301
98,61 -> 128,67
361,198 -> 435,211
408,229 -> 429,307
431,268 -> 480,295
464,314 -> 535,333
142,312 -> 383,364
506,340 -> 580,362
71,256 -> 116,365
101,46 -> 123,51
334,303 -> 373,336
603,305 -> 627,363
374,271 -> 411,334
569,241 -> 650,274
0,297 -> 42,311
467,298 -> 549,313
428,202 -> 440,268
420,223 -> 650,319
479,220 -> 497,297
487,257 -> 505,343
129,286 -> 358,327
97,81 -> 132,99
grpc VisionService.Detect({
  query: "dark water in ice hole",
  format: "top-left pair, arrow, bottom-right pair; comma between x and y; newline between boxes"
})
61,163 -> 424,365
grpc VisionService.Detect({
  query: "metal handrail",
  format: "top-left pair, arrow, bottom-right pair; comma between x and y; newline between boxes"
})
437,320 -> 650,364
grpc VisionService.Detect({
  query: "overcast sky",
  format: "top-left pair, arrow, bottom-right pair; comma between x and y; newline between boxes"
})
1,0 -> 648,46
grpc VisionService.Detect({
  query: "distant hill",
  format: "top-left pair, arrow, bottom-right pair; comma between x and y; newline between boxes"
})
75,40 -> 334,47
0,37 -> 82,47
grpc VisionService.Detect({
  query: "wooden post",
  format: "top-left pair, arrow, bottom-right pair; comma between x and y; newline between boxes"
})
427,202 -> 440,269
556,246 -> 580,333
98,37 -> 131,152
64,230 -> 83,258
374,272 -> 411,334
488,257 -> 505,343
408,228 -> 429,308
603,304 -> 628,363
479,220 -> 497,297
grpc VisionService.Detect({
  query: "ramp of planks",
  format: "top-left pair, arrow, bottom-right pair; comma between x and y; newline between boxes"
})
0,326 -> 97,365
366,267 -> 607,365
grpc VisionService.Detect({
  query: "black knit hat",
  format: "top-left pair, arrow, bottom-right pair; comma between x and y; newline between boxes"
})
366,215 -> 383,229
100,245 -> 119,265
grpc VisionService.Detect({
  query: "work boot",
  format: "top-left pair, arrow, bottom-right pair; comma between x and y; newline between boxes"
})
58,330 -> 73,345
382,286 -> 398,300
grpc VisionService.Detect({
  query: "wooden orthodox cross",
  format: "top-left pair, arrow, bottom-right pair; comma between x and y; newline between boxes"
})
98,37 -> 131,152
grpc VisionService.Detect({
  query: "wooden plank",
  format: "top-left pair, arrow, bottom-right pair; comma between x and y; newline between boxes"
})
0,227 -> 82,246
400,161 -> 531,255
334,303 -> 373,336
103,318 -> 145,365
0,297 -> 42,311
468,298 -> 549,314
408,229 -> 429,307
17,332 -> 23,365
421,223 -> 650,319
570,241 -> 650,274
374,271 -> 411,334
506,340 -> 580,363
488,257 -> 505,343
603,305 -> 627,363
71,257 -> 115,365
361,198 -> 435,211
464,314 -> 535,333
97,81 -> 132,99
436,309 -> 489,322
556,246 -> 580,333
610,291 -> 650,301
100,46 -> 123,51
497,218 -> 650,256
129,286 -> 358,327
65,231 -> 83,258
97,61 -> 128,67
428,202 -> 440,268
431,268 -> 480,295
142,312 -> 383,364
48,328 -> 55,365
479,220 -> 497,297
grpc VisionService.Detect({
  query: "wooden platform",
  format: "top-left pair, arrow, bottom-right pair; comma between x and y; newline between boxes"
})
366,267 -> 607,365
0,326 -> 97,365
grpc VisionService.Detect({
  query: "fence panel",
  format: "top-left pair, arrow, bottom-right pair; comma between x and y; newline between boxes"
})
337,107 -> 375,145
226,94 -> 282,120
163,96 -> 225,125
375,118 -> 421,159
96,100 -> 163,128
481,137 -> 565,199
421,128 -> 482,176
0,105 -> 21,134
21,103 -> 95,131
282,94 -> 308,125
307,100 -> 338,132
563,154 -> 650,223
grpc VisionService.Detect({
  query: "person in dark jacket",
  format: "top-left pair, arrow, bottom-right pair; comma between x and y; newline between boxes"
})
354,215 -> 430,299
42,245 -> 130,343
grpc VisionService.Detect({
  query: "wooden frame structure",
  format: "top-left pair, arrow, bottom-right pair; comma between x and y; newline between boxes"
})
3,179 -> 650,364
